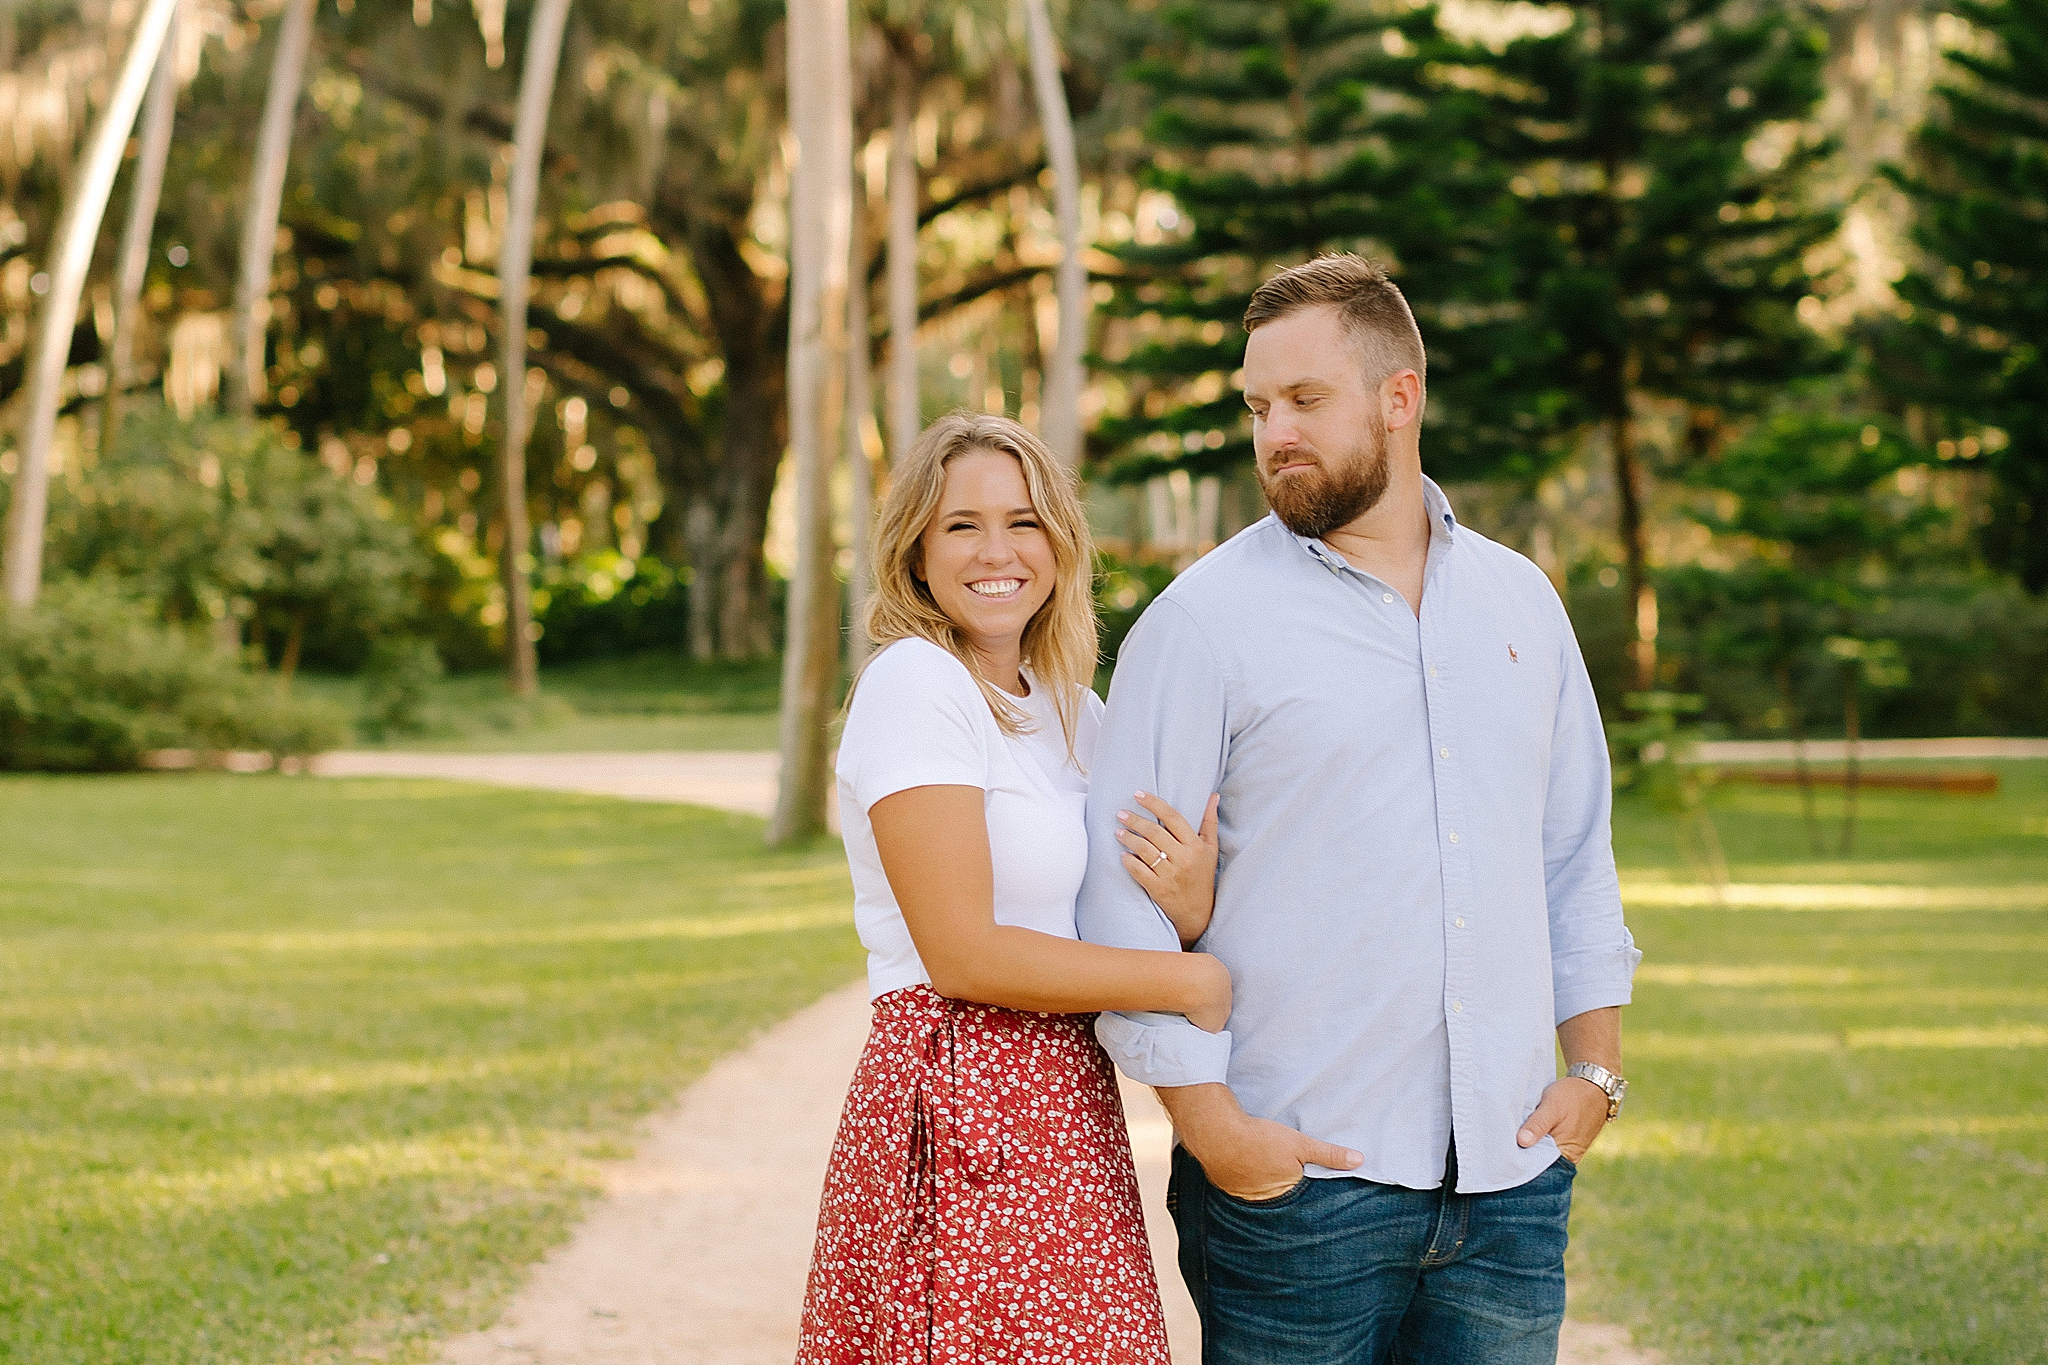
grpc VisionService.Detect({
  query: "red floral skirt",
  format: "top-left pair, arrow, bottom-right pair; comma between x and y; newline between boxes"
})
796,985 -> 1170,1365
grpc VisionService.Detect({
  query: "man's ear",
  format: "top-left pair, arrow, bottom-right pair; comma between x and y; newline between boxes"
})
1382,369 -> 1424,433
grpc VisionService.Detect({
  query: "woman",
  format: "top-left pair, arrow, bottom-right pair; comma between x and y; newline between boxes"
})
797,412 -> 1222,1365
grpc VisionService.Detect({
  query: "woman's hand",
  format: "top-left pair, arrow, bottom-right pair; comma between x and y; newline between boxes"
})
1117,791 -> 1221,949
1182,951 -> 1232,1033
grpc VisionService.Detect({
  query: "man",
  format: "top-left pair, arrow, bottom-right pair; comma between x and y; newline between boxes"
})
1076,254 -> 1641,1364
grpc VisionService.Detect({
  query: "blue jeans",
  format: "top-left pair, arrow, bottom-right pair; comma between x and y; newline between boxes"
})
1167,1144 -> 1574,1365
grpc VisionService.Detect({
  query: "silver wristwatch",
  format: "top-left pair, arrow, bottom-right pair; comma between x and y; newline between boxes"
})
1565,1062 -> 1627,1120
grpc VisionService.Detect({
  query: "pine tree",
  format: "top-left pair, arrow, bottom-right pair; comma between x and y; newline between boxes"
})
1094,1 -> 1523,486
1885,0 -> 2048,590
1480,0 -> 1841,689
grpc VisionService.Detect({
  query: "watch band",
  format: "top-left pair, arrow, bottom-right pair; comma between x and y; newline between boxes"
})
1565,1062 -> 1627,1120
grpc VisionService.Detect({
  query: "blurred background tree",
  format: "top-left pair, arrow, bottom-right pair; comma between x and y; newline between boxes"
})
1882,0 -> 2047,592
0,0 -> 2043,770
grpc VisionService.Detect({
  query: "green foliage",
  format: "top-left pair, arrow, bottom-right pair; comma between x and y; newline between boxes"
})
1091,549 -> 1179,689
355,637 -> 445,740
1663,405 -> 1947,744
1097,0 -> 1518,481
1882,0 -> 2048,589
1098,0 -> 1842,492
0,774 -> 862,1364
1480,0 -> 1842,446
534,551 -> 691,663
0,580 -> 346,772
48,408 -> 432,675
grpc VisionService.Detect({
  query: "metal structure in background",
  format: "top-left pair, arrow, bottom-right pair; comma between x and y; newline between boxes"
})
2,0 -> 184,610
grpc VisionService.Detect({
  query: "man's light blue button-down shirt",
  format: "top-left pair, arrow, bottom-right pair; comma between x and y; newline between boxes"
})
1076,482 -> 1641,1195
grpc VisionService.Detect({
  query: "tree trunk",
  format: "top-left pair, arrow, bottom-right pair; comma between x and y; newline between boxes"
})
885,51 -> 919,464
226,0 -> 318,416
106,1 -> 180,441
1612,412 -> 1656,692
771,0 -> 853,846
2,0 -> 182,610
495,0 -> 572,698
712,344 -> 785,659
1777,660 -> 1822,855
279,612 -> 306,688
685,495 -> 718,660
1021,0 -> 1087,468
847,196 -> 877,667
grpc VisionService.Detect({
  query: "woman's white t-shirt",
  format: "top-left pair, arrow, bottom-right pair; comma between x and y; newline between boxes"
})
837,636 -> 1104,1000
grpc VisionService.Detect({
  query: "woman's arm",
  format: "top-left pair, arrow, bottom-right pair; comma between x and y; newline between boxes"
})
871,784 -> 1231,1030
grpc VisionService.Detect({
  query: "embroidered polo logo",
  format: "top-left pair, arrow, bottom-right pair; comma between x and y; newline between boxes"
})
1508,643 -> 1519,662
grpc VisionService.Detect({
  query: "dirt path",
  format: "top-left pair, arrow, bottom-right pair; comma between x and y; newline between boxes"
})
315,752 -> 1654,1363
434,975 -> 1650,1365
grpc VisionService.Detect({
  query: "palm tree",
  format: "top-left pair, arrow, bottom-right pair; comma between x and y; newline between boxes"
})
497,0 -> 575,698
885,46 -> 920,464
3,0 -> 183,610
227,0 -> 319,415
770,0 -> 854,846
106,0 -> 183,438
1020,0 -> 1085,466
847,179 -> 878,667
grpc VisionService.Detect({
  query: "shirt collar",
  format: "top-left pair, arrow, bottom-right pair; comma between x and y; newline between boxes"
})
1287,476 -> 1460,573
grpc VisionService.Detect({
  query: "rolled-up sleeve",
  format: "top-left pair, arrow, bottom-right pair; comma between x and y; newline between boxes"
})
1076,600 -> 1235,1087
1542,602 -> 1642,1024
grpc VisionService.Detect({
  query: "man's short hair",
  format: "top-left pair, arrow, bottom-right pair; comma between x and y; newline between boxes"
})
1243,254 -> 1427,392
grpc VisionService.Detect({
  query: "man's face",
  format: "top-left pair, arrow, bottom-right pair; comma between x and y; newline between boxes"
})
1242,305 -> 1391,540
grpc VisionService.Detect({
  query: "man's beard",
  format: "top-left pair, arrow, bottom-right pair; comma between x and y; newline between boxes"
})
1256,410 -> 1391,540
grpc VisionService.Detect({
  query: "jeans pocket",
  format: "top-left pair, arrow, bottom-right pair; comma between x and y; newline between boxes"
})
1215,1176 -> 1311,1210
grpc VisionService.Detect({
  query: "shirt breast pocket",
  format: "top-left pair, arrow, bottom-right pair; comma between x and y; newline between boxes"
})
1472,633 -> 1560,784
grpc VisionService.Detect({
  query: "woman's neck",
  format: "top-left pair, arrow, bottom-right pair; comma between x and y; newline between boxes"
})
970,642 -> 1028,696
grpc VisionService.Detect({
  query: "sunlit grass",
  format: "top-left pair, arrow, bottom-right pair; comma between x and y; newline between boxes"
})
300,651 -> 784,752
0,773 -> 860,1365
1578,760 -> 2048,1364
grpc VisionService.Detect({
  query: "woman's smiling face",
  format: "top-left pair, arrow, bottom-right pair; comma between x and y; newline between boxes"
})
916,448 -> 1057,679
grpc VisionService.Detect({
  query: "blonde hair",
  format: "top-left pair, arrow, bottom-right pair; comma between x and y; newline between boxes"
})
859,410 -> 1099,756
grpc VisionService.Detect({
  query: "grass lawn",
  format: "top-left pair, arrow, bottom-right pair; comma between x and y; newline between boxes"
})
1576,760 -> 2048,1364
303,652 -> 783,752
4,757 -> 2042,1365
0,773 -> 860,1365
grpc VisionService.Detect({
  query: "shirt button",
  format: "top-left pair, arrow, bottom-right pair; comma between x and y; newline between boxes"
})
1452,1000 -> 1464,1013
1448,831 -> 1459,844
1382,592 -> 1394,603
1430,666 -> 1438,678
1455,917 -> 1466,928
1439,746 -> 1449,758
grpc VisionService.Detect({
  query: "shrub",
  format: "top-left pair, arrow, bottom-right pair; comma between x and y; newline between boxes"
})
0,580 -> 346,772
51,407 -> 431,677
535,552 -> 691,662
357,637 -> 444,740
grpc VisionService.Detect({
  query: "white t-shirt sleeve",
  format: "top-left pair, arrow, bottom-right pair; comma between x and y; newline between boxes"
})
841,639 -> 991,813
